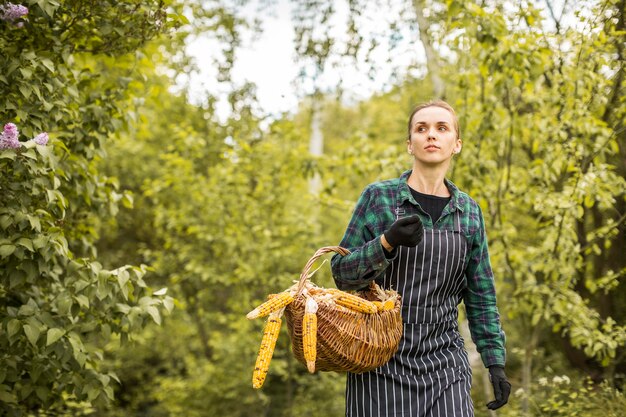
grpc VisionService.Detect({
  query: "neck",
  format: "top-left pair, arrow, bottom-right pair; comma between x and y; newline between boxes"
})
407,161 -> 451,197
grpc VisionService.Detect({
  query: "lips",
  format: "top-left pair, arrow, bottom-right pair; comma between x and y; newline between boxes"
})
424,145 -> 440,150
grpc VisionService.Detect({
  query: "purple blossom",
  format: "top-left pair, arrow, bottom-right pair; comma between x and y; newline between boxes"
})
0,134 -> 22,149
0,3 -> 28,21
3,123 -> 18,141
0,123 -> 49,149
0,123 -> 22,149
33,132 -> 49,146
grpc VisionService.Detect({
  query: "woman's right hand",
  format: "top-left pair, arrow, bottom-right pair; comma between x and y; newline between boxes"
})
383,215 -> 424,248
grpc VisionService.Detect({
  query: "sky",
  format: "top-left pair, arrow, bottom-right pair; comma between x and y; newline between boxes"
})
184,0 -> 421,120
185,1 -> 299,118
183,0 -> 576,121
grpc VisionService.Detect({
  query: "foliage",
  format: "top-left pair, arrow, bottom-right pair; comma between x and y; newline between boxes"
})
94,81 -> 348,414
444,0 -> 626,371
95,0 -> 625,414
506,375 -> 626,417
3,0 -> 625,415
0,0 -> 181,414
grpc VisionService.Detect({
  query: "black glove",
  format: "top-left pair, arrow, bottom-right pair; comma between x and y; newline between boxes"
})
383,215 -> 423,248
487,366 -> 511,410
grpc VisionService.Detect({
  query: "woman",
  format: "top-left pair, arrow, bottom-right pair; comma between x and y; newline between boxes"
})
331,100 -> 510,416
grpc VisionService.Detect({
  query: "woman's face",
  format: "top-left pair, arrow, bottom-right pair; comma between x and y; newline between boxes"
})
407,106 -> 462,166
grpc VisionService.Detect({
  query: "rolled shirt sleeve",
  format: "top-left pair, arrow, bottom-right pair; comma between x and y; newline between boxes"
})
331,185 -> 397,290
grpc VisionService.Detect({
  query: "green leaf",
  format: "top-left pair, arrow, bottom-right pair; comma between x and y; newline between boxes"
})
0,244 -> 16,257
32,235 -> 48,250
40,58 -> 55,72
10,270 -> 26,289
46,328 -> 65,346
27,215 -> 41,232
23,324 -> 41,347
35,386 -> 49,402
18,84 -> 32,99
7,319 -> 21,340
46,189 -> 56,204
18,301 -> 37,316
0,151 -> 16,161
115,303 -> 131,314
121,192 -> 134,208
0,389 -> 17,403
20,261 -> 38,282
57,294 -> 73,316
22,50 -> 36,60
117,269 -> 130,288
163,296 -> 174,313
75,295 -> 90,309
17,238 -> 34,252
19,67 -> 33,79
36,0 -> 60,17
0,215 -> 12,229
104,385 -> 114,400
145,306 -> 161,325
86,386 -> 100,401
117,269 -> 130,300
153,287 -> 168,296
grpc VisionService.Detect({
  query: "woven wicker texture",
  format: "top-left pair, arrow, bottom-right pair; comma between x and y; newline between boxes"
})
285,246 -> 403,373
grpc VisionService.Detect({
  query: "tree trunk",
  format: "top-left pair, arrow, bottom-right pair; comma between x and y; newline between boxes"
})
309,95 -> 323,196
180,282 -> 213,360
521,325 -> 539,417
412,0 -> 446,99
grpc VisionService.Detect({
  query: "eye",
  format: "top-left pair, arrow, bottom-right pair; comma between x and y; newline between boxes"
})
416,126 -> 426,133
438,126 -> 448,131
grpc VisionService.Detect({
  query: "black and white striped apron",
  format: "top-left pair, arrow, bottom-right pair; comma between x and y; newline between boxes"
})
346,206 -> 473,417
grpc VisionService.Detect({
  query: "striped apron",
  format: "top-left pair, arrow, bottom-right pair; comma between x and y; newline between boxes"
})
345,207 -> 473,417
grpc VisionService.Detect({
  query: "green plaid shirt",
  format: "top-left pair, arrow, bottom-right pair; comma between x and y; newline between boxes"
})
331,170 -> 506,367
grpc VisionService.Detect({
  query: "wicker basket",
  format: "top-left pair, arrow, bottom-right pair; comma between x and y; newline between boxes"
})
285,246 -> 403,373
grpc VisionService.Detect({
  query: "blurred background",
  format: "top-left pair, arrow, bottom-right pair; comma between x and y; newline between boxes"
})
1,0 -> 625,416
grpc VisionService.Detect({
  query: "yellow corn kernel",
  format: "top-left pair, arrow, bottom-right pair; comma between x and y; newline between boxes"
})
382,298 -> 396,311
303,297 -> 318,373
334,293 -> 377,314
372,301 -> 384,311
252,311 -> 282,389
246,292 -> 294,319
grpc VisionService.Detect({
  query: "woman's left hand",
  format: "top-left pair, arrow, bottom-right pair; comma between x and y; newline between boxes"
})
487,366 -> 511,410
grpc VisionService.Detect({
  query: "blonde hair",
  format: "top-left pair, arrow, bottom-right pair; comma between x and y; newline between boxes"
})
407,100 -> 460,141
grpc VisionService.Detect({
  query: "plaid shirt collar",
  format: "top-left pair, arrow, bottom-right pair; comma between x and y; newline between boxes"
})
396,170 -> 466,213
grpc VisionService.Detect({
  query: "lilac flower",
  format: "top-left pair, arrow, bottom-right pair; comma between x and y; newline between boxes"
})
0,134 -> 22,149
3,123 -> 18,141
0,3 -> 28,21
0,123 -> 22,149
33,132 -> 49,146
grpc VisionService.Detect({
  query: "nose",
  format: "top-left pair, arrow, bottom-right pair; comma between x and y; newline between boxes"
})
427,127 -> 437,139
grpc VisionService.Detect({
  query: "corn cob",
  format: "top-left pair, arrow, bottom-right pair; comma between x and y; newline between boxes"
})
252,310 -> 282,389
372,301 -> 384,311
303,297 -> 318,373
333,293 -> 378,314
246,292 -> 294,319
382,298 -> 396,311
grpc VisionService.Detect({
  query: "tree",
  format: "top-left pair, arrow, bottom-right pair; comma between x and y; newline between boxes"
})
0,1 -> 180,413
443,0 -> 626,413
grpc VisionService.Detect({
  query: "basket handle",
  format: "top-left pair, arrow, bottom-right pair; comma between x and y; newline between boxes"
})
295,246 -> 351,296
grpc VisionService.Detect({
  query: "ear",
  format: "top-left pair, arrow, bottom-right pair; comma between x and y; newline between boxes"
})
453,139 -> 462,154
407,140 -> 412,154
